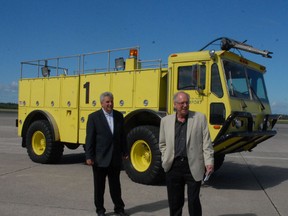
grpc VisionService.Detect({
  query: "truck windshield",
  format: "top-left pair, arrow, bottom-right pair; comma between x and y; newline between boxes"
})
223,60 -> 269,103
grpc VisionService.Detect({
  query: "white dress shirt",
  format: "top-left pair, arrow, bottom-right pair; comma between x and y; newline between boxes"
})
102,109 -> 114,134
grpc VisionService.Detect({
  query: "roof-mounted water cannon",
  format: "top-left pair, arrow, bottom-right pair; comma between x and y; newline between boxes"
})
221,38 -> 273,58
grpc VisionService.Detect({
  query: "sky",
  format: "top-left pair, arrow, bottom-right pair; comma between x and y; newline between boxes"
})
0,0 -> 288,114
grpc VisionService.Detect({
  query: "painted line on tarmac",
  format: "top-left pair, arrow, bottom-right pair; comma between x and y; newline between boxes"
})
227,154 -> 288,161
239,153 -> 282,216
0,165 -> 39,177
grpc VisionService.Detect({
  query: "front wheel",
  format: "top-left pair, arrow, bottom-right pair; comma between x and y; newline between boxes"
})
26,120 -> 64,163
65,143 -> 80,150
124,126 -> 164,185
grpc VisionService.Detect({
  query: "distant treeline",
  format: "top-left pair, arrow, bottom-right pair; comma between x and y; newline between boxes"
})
0,103 -> 18,109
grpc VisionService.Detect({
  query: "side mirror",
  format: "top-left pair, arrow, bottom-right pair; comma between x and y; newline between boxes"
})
197,86 -> 205,95
196,64 -> 206,95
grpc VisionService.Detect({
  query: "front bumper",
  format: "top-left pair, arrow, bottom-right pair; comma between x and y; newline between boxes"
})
213,112 -> 280,155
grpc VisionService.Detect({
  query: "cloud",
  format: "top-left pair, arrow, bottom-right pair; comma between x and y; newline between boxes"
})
0,81 -> 18,91
270,101 -> 288,115
0,81 -> 18,103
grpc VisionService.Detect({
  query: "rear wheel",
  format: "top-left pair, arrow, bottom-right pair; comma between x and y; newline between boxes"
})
124,125 -> 164,185
26,120 -> 64,163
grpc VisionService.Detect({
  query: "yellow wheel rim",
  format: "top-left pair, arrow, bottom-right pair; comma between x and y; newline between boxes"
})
32,131 -> 46,155
130,140 -> 152,172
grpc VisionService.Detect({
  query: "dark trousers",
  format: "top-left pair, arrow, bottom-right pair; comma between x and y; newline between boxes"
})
92,165 -> 125,214
166,157 -> 202,216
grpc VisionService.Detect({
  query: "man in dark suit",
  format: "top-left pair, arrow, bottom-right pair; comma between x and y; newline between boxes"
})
85,92 -> 129,216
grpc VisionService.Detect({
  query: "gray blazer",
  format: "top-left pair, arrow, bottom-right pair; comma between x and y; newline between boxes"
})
159,111 -> 214,181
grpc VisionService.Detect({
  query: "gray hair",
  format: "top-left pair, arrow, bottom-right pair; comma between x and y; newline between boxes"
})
100,91 -> 114,102
173,91 -> 190,103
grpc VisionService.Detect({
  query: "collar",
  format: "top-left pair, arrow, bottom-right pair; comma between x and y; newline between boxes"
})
102,109 -> 113,116
176,113 -> 188,123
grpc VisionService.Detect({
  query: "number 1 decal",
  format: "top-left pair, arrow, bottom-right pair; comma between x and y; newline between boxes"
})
83,82 -> 90,104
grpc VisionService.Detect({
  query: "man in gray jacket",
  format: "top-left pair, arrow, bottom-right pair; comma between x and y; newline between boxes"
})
159,91 -> 214,216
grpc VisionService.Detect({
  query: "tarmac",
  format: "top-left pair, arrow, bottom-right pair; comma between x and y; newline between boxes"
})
0,111 -> 287,216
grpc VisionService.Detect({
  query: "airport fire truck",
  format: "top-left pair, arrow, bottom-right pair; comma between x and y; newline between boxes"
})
18,37 -> 279,185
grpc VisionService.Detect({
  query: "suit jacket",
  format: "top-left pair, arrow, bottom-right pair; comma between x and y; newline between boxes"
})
159,111 -> 214,181
85,109 -> 127,168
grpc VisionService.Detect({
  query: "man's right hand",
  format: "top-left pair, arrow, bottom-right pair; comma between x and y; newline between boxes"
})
86,159 -> 94,166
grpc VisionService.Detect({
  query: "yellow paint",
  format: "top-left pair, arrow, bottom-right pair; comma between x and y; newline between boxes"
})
18,47 -> 274,153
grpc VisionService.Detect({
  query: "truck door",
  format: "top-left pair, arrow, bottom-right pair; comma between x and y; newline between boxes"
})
207,63 -> 226,141
170,62 -> 208,115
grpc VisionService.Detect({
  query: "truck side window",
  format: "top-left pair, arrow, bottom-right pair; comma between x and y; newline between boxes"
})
210,103 -> 226,125
178,65 -> 206,90
211,63 -> 223,98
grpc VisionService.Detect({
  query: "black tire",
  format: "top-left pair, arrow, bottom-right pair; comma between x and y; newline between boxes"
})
26,120 -> 64,163
214,154 -> 225,171
65,143 -> 80,150
124,125 -> 164,185
83,144 -> 86,152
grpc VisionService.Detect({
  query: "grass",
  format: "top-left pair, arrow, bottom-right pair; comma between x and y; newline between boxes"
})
277,119 -> 288,124
0,109 -> 18,112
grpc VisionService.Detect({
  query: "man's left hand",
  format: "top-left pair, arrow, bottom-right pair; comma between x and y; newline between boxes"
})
205,164 -> 214,175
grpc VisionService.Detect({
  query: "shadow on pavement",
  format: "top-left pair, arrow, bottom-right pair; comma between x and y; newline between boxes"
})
204,161 -> 288,190
218,214 -> 257,216
59,153 -> 86,164
126,199 -> 168,214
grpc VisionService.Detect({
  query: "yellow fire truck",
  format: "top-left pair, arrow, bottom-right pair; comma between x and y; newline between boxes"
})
18,37 -> 279,185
